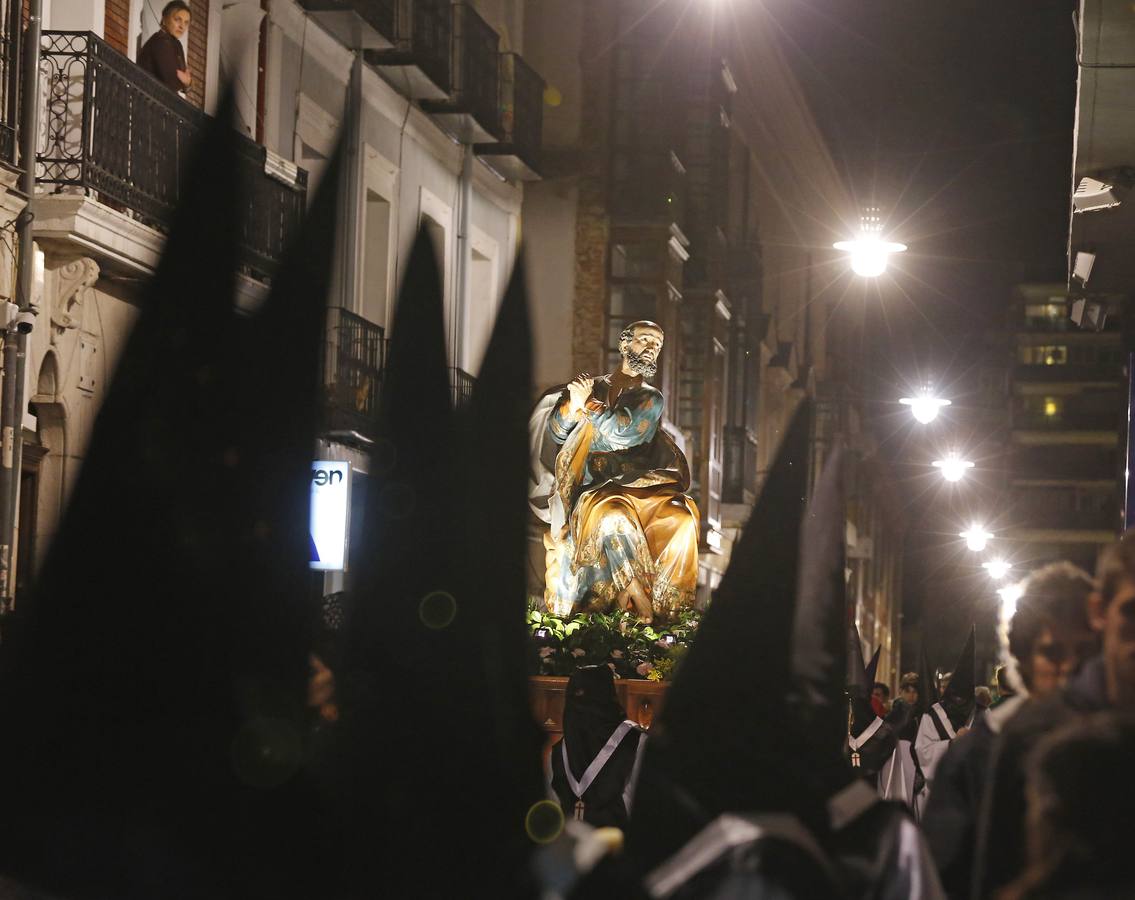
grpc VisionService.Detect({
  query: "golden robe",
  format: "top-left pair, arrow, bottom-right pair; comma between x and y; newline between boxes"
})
534,377 -> 699,620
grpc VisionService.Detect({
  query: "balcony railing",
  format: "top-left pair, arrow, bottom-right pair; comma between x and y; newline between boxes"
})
364,0 -> 452,99
0,0 -> 17,167
323,307 -> 385,439
449,367 -> 475,408
474,52 -> 543,181
420,3 -> 500,143
38,31 -> 307,281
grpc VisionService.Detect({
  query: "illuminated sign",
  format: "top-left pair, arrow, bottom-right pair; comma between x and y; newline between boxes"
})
310,461 -> 350,571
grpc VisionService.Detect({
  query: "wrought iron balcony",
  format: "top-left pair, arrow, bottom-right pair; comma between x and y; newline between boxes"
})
364,0 -> 452,100
0,0 -> 17,169
474,52 -> 543,181
420,3 -> 500,143
449,367 -> 475,408
297,0 -> 396,50
37,31 -> 307,281
323,307 -> 386,440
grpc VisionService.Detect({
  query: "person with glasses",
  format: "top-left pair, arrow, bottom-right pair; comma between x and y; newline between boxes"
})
972,549 -> 1134,898
924,562 -> 1097,898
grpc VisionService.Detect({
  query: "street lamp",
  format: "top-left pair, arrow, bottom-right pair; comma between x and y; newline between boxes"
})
834,209 -> 906,277
933,456 -> 975,482
983,559 -> 1012,580
960,525 -> 993,552
900,393 -> 951,424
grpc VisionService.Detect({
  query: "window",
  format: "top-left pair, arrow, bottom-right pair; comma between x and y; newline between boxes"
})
1018,345 -> 1067,366
1023,302 -> 1067,328
362,189 -> 391,328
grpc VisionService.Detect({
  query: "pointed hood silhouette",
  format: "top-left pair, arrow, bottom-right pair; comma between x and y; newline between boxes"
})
866,646 -> 881,687
0,91 -> 340,898
627,402 -> 818,872
339,234 -> 543,898
790,445 -> 850,772
940,625 -> 976,729
847,623 -> 876,736
917,640 -> 938,713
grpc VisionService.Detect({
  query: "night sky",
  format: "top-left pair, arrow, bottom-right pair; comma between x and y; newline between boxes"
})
768,0 -> 1079,668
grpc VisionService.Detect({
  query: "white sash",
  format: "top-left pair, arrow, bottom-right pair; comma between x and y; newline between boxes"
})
848,716 -> 884,751
561,719 -> 639,800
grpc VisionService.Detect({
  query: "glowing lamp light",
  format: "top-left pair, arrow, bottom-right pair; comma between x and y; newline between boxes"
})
960,526 -> 993,552
900,394 -> 951,424
998,582 -> 1024,620
983,559 -> 1012,580
833,236 -> 908,277
933,456 -> 975,482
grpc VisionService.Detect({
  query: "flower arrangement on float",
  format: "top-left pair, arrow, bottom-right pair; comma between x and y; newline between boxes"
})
527,598 -> 701,681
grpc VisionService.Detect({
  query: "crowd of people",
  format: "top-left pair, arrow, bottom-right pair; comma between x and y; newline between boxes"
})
548,531 -> 1135,898
0,97 -> 1132,899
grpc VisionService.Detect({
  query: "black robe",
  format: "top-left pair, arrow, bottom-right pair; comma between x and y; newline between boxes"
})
549,722 -> 645,829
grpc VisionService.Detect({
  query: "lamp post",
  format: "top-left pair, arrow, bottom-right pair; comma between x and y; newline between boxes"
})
983,559 -> 1012,580
960,526 -> 993,552
834,208 -> 907,278
933,456 -> 975,482
900,393 -> 951,424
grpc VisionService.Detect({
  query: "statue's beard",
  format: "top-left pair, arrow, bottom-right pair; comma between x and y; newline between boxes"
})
623,349 -> 658,378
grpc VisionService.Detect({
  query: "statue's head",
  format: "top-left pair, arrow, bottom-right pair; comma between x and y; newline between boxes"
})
619,320 -> 664,378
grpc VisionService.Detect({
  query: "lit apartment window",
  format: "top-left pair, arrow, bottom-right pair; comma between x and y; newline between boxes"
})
1019,345 -> 1068,366
1023,302 -> 1066,327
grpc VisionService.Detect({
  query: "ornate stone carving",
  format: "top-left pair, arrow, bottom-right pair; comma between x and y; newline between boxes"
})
51,256 -> 99,338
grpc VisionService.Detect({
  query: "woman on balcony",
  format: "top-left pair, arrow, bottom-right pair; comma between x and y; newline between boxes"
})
138,1 -> 192,97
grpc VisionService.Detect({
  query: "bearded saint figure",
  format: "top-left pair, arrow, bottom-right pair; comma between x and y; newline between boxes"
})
528,321 -> 699,623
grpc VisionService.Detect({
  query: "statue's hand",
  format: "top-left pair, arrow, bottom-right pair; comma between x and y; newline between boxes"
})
567,374 -> 594,414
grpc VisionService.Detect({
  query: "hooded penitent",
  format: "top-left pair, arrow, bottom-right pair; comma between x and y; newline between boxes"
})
626,402 -> 822,874
939,626 -> 977,730
846,625 -> 896,779
549,665 -> 644,828
0,92 -> 340,899
337,232 -> 544,898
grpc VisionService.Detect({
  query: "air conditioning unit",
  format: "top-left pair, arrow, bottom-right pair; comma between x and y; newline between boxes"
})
1073,250 -> 1096,285
1074,176 -> 1123,213
1070,298 -> 1108,332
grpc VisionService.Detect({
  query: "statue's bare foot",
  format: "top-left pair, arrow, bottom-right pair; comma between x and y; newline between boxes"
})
617,578 -> 653,623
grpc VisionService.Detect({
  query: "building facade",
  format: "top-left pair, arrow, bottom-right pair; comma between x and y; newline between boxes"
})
0,0 -> 544,604
521,0 -> 906,682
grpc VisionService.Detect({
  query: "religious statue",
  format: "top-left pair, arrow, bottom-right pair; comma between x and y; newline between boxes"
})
529,321 -> 699,622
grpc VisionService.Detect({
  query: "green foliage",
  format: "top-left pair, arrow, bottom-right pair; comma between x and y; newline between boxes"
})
527,598 -> 702,680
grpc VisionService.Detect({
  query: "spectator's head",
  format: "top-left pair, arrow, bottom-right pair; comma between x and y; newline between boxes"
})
160,1 -> 191,38
898,672 -> 919,707
937,671 -> 952,696
974,686 -> 992,710
1002,562 -> 1097,699
1093,533 -> 1135,710
1006,713 -> 1135,899
870,682 -> 890,716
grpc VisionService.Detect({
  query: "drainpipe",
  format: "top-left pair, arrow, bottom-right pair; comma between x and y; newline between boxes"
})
0,0 -> 43,610
339,52 -> 364,312
453,143 -> 473,369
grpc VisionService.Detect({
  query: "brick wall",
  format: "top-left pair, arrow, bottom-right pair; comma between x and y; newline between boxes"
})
571,0 -> 611,377
186,0 -> 208,108
104,0 -> 129,55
